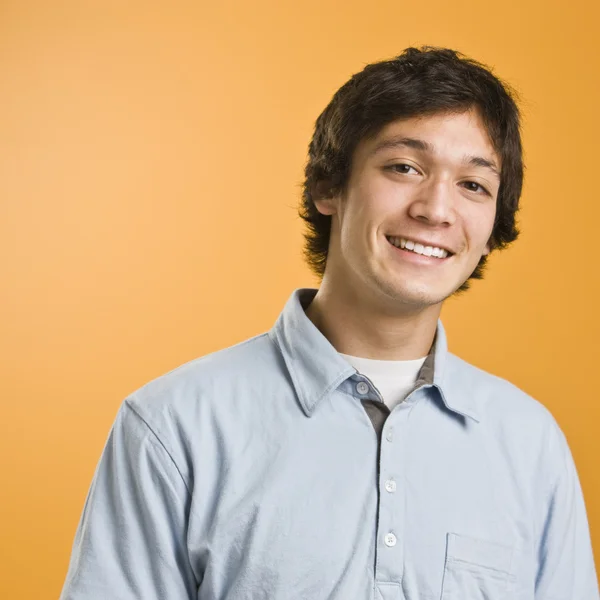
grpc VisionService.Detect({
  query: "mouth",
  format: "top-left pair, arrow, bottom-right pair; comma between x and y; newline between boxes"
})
385,235 -> 454,261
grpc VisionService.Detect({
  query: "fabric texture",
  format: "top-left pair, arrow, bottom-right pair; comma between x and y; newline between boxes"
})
60,288 -> 600,600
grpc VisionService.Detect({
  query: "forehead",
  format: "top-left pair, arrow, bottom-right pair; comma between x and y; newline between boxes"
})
361,109 -> 499,166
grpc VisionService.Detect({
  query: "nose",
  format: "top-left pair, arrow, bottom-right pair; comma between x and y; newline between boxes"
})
407,178 -> 456,227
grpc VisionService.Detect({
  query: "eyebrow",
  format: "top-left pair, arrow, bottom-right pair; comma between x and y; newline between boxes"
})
371,136 -> 501,178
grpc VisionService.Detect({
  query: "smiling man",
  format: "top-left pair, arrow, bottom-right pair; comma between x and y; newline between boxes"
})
304,109 -> 499,364
60,47 -> 599,600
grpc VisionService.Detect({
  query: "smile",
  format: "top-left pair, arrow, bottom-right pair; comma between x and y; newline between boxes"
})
386,236 -> 452,259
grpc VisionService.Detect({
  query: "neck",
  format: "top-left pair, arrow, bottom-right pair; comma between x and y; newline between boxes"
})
304,281 -> 441,361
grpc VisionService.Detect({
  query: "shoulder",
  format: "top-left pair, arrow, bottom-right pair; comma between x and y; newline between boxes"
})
445,353 -> 573,485
115,332 -> 285,468
134,333 -> 274,394
128,331 -> 279,411
445,352 -> 560,436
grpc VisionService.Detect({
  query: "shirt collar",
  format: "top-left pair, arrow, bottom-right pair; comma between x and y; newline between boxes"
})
269,288 -> 481,422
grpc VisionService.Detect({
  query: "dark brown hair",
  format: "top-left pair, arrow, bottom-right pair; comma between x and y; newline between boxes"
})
299,46 -> 524,291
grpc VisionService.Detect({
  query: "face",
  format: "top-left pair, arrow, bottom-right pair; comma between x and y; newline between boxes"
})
314,109 -> 500,312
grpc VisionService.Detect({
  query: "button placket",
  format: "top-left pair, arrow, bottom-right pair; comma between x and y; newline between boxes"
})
375,414 -> 405,585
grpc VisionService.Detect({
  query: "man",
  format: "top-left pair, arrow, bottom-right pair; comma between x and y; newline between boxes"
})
60,47 -> 599,599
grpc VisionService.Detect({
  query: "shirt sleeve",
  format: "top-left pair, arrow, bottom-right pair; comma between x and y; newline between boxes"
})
535,421 -> 599,599
59,399 -> 198,600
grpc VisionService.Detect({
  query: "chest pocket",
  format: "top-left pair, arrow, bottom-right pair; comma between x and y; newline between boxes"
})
441,533 -> 515,599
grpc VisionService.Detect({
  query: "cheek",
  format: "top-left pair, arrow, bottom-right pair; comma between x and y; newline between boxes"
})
468,204 -> 496,248
341,185 -> 387,233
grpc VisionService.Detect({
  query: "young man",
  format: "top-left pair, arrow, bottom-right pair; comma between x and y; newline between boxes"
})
60,47 -> 599,599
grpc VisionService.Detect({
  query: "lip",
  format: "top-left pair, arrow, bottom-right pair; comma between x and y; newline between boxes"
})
386,235 -> 455,255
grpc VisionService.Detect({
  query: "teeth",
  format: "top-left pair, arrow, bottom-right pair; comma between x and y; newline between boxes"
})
387,236 -> 449,259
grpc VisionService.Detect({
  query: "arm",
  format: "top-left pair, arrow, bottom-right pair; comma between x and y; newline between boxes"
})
535,421 -> 599,599
59,400 -> 198,600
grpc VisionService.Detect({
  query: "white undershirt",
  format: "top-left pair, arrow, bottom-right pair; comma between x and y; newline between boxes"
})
339,352 -> 427,411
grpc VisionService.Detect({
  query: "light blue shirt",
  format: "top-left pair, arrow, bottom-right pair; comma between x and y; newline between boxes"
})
60,288 -> 599,599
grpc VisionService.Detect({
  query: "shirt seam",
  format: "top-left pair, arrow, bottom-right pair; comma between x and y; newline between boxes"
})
124,398 -> 192,497
534,415 -> 569,593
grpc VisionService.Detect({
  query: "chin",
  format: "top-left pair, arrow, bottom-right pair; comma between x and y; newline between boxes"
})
398,291 -> 446,308
380,281 -> 449,308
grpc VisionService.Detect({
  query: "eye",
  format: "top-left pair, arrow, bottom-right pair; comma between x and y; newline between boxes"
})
462,181 -> 491,196
387,163 -> 419,175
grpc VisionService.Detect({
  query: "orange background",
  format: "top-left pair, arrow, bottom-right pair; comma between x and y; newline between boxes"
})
1,1 -> 599,597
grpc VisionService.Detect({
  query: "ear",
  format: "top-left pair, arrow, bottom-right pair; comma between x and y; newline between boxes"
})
312,180 -> 338,216
482,243 -> 491,256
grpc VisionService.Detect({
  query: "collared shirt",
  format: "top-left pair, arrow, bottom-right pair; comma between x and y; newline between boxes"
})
60,288 -> 599,600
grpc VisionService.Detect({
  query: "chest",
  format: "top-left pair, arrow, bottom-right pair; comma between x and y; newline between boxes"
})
190,389 -> 537,600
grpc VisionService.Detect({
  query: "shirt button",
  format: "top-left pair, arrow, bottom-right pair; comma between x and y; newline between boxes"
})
385,428 -> 393,442
384,533 -> 397,547
356,381 -> 369,395
385,479 -> 396,493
